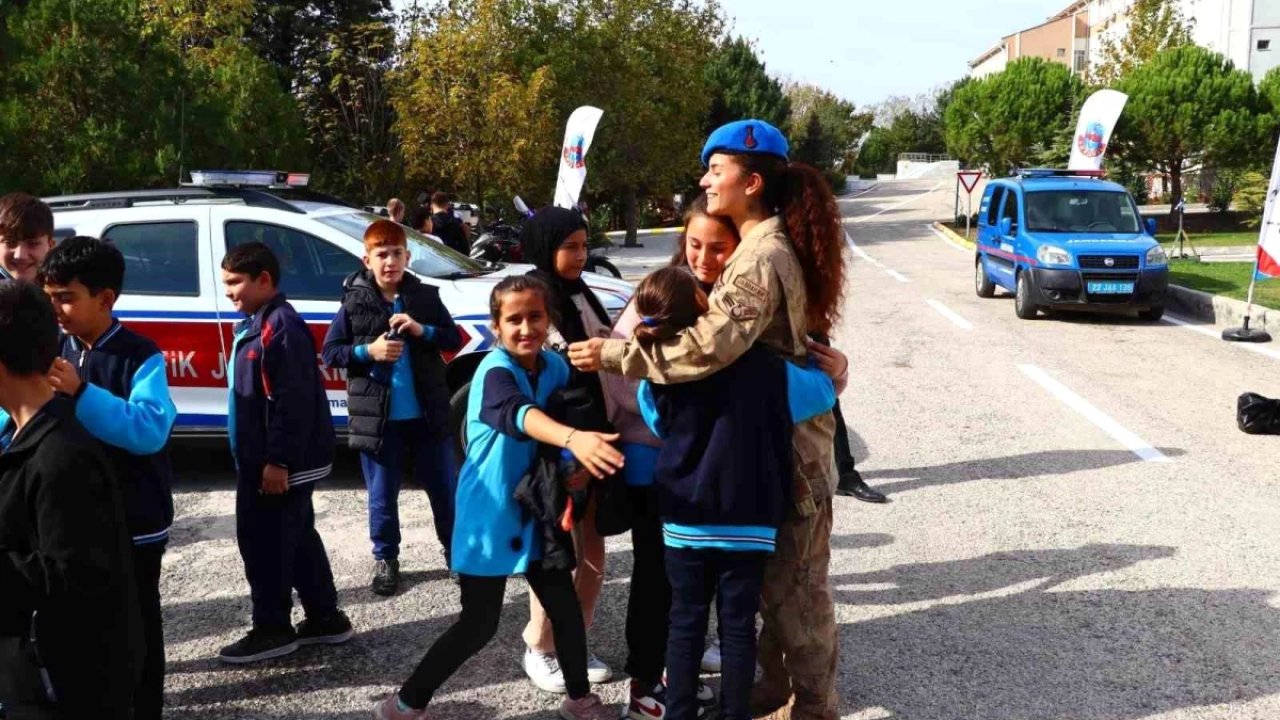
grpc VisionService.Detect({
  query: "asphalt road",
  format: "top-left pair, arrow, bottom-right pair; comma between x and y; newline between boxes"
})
160,179 -> 1280,719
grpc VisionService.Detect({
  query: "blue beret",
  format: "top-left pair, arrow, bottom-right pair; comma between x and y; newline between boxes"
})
701,120 -> 789,167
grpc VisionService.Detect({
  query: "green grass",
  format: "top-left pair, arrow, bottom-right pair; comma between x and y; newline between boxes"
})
1168,259 -> 1280,309
1158,231 -> 1259,248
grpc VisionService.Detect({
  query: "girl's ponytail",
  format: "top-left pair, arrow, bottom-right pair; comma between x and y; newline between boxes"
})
631,267 -> 708,346
776,162 -> 846,335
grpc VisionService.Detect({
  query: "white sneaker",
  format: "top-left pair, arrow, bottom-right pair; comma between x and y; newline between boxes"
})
586,653 -> 613,683
524,648 -> 568,694
700,639 -> 721,673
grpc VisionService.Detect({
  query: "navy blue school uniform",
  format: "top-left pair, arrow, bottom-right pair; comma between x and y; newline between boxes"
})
229,292 -> 339,631
321,269 -> 463,563
59,321 -> 176,720
637,346 -> 835,720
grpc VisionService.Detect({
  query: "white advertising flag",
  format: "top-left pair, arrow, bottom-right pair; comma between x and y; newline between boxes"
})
553,106 -> 604,209
1067,89 -> 1128,171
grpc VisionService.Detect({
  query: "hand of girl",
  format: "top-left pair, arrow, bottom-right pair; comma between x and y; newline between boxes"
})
807,340 -> 848,379
567,431 -> 625,478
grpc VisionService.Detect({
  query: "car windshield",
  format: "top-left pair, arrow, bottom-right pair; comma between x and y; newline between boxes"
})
314,211 -> 489,278
1025,190 -> 1142,234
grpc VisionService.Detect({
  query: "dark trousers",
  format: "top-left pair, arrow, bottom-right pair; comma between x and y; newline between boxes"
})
624,486 -> 670,685
131,543 -> 166,720
398,564 -> 590,709
665,547 -> 766,720
359,420 -> 456,561
235,479 -> 339,629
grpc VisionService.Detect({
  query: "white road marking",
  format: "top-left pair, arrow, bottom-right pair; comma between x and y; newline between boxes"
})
1162,313 -> 1280,361
928,223 -> 973,253
926,299 -> 974,330
1018,364 -> 1171,463
850,181 -> 945,223
841,184 -> 879,200
845,230 -> 910,283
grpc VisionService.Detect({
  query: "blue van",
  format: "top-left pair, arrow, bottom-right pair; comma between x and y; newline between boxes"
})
974,169 -> 1168,320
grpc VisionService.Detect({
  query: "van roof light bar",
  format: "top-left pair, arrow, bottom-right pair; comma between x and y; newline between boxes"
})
1016,168 -> 1106,179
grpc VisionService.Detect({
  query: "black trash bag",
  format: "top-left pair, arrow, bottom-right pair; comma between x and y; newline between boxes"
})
1237,392 -> 1280,434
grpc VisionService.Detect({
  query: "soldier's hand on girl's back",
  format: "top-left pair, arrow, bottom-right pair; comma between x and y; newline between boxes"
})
807,340 -> 849,388
568,431 -> 625,478
369,333 -> 405,362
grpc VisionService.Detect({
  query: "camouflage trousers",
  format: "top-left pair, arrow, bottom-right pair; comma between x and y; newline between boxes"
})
754,497 -> 838,720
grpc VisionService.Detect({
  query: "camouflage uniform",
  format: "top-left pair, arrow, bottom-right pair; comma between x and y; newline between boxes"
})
599,216 -> 839,720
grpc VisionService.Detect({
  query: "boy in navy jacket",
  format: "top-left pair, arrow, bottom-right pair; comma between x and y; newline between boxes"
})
322,219 -> 463,596
0,281 -> 141,719
218,242 -> 353,664
37,237 -> 176,719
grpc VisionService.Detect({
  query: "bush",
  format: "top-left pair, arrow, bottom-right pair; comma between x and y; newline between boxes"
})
1234,171 -> 1268,227
1208,169 -> 1241,213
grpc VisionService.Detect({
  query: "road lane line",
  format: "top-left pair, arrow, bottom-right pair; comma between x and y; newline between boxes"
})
850,181 -> 945,223
1162,314 -> 1280,361
1018,364 -> 1172,464
926,299 -> 974,330
928,223 -> 972,253
845,230 -> 910,282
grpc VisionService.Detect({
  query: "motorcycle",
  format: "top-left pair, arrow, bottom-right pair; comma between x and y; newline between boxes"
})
467,196 -> 622,279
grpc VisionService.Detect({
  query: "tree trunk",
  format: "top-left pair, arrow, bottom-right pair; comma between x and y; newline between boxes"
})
624,186 -> 640,248
1169,162 -> 1183,211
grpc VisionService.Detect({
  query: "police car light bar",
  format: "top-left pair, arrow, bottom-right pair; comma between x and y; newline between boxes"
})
188,170 -> 310,188
1016,168 -> 1105,179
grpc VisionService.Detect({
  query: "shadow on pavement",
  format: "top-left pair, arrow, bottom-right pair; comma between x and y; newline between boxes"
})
859,447 -> 1186,494
835,544 -> 1280,720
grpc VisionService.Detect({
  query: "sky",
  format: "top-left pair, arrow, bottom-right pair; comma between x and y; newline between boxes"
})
717,0 -> 1067,108
391,0 -> 1069,110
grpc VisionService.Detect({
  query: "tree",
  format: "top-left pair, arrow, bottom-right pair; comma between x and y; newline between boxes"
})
246,0 -> 392,93
392,0 -> 559,209
1092,0 -> 1194,86
785,82 -> 872,172
944,58 -> 1083,173
704,36 -> 790,132
793,113 -> 832,168
1116,45 -> 1261,208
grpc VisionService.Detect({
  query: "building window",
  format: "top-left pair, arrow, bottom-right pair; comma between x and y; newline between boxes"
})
1056,48 -> 1067,57
1259,39 -> 1272,51
1074,50 -> 1088,73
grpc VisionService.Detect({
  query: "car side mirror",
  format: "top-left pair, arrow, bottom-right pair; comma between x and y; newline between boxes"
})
999,217 -> 1013,236
1145,218 -> 1158,236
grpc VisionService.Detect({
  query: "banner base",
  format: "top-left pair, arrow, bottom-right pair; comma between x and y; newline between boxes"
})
1223,316 -> 1272,343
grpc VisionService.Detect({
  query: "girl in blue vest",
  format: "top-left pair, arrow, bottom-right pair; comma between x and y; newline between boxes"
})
374,274 -> 623,720
631,268 -> 838,720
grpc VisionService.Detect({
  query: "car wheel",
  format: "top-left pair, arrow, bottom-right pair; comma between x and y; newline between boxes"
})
1015,271 -> 1040,320
449,382 -> 470,464
589,258 -> 622,278
975,257 -> 996,298
1138,305 -> 1164,322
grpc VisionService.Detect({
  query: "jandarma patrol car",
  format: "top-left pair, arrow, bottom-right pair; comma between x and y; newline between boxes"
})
44,171 -> 632,436
974,168 -> 1168,321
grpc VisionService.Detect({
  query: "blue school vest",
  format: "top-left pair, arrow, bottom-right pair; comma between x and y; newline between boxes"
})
451,348 -> 570,576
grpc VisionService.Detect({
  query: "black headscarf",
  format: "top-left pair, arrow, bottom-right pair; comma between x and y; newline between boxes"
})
520,206 -> 610,344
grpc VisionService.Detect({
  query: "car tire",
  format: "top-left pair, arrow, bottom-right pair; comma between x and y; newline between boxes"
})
449,382 -> 470,463
975,256 -> 996,298
589,258 -> 622,278
1015,271 -> 1040,320
1138,305 -> 1164,322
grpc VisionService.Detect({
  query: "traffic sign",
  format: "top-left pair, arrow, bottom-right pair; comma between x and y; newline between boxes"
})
958,171 -> 982,193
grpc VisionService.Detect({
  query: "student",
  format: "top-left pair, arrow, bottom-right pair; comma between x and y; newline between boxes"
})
0,281 -> 141,719
374,275 -> 621,720
37,237 -> 176,720
218,242 -> 353,664
322,219 -> 463,596
520,207 -> 614,690
388,198 -> 407,225
629,268 -> 836,720
0,193 -> 55,283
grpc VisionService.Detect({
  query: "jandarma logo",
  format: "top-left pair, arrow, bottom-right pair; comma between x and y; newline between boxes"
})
563,134 -> 586,169
1077,121 -> 1106,158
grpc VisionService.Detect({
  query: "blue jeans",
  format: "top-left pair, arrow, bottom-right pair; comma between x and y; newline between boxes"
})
665,547 -> 767,720
359,419 -> 456,561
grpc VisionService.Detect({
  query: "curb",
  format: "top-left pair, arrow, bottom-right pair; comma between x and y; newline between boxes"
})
605,227 -> 683,238
929,222 -> 1277,328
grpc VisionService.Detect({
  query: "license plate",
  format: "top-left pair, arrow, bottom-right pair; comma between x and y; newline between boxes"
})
1087,281 -> 1135,295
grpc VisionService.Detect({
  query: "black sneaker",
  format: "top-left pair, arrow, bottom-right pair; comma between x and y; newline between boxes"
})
372,558 -> 400,596
217,626 -> 299,664
296,610 -> 354,646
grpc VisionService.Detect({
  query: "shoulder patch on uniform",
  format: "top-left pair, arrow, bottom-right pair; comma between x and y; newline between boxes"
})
733,275 -> 767,300
730,305 -> 760,322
